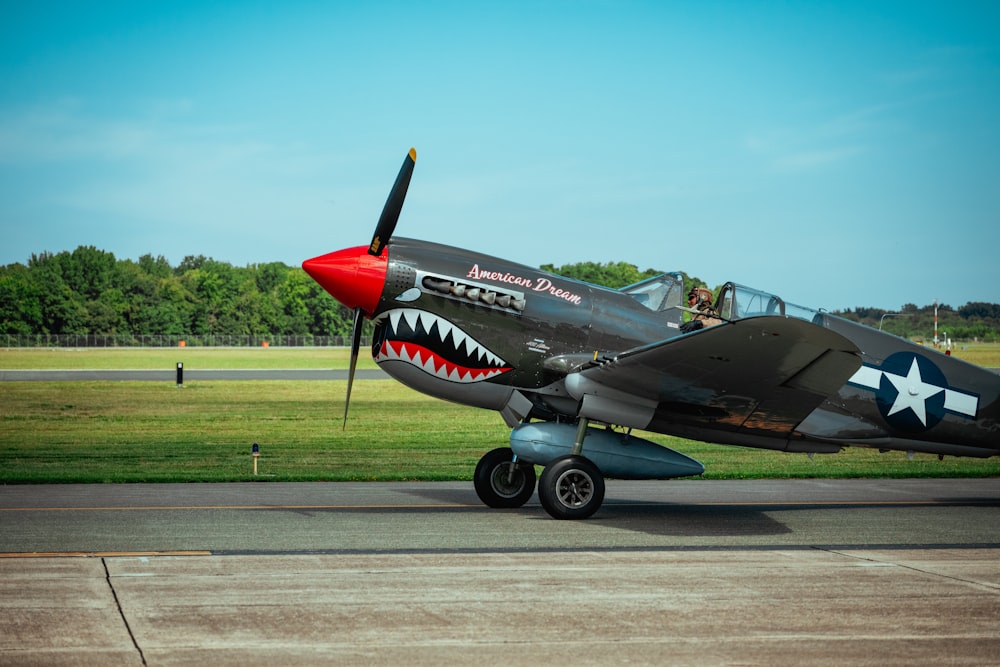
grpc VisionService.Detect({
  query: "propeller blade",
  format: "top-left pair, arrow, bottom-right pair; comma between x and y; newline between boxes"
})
343,306 -> 364,429
368,147 -> 416,256
347,148 -> 415,424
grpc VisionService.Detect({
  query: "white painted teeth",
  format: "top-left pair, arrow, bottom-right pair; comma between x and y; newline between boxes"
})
401,309 -> 420,333
376,342 -> 509,383
381,308 -> 506,368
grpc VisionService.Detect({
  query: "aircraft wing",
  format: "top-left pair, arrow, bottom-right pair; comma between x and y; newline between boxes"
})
572,316 -> 862,439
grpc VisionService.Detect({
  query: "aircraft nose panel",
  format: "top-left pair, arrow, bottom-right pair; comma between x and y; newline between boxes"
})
302,246 -> 387,316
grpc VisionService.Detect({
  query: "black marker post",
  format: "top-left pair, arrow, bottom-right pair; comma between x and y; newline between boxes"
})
176,362 -> 183,387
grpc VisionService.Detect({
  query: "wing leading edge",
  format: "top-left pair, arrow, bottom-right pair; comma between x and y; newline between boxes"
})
567,316 -> 862,447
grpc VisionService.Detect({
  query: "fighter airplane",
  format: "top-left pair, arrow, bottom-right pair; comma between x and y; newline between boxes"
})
303,148 -> 1000,519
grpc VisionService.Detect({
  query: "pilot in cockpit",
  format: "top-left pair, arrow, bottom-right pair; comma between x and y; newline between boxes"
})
680,286 -> 722,333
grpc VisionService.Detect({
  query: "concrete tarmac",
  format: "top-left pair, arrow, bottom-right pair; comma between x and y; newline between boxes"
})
2,479 -> 999,665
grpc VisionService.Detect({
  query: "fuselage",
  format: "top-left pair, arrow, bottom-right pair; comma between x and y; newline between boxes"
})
304,237 -> 1000,458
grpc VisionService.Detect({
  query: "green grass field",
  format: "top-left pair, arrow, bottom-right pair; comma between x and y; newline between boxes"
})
0,346 -> 379,370
1,345 -> 998,483
4,342 -> 998,370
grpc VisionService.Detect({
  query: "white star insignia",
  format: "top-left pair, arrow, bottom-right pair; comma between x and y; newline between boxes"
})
882,358 -> 944,426
847,355 -> 980,427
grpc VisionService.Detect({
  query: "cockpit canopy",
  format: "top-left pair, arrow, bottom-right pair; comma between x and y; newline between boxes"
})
716,282 -> 824,324
624,275 -> 824,326
620,272 -> 685,312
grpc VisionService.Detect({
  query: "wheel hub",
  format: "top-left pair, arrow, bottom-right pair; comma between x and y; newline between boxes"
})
555,470 -> 594,507
491,463 -> 528,499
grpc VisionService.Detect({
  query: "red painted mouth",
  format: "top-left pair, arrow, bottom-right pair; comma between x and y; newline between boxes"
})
373,308 -> 512,383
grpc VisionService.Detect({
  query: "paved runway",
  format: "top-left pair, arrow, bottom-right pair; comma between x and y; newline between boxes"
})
0,368 -> 389,381
3,479 -> 1000,553
2,479 -> 999,665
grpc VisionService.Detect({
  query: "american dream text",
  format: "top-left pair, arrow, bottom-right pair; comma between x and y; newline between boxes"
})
467,264 -> 583,305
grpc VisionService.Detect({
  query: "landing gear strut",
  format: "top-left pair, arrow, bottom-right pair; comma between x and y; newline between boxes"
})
538,455 -> 605,520
474,448 -> 536,508
477,419 -> 609,519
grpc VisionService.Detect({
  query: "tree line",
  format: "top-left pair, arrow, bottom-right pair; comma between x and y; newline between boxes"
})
0,246 -> 351,340
836,303 -> 1000,343
1,246 -> 997,342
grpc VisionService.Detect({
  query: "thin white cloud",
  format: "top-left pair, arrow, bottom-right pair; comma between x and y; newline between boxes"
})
744,103 -> 887,172
774,145 -> 867,170
0,100 -> 356,265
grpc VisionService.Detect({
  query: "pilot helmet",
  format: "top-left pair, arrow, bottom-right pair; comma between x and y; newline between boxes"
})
688,287 -> 714,305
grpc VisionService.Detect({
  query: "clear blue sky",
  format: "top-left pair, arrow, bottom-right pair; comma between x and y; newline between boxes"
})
2,1 -> 998,311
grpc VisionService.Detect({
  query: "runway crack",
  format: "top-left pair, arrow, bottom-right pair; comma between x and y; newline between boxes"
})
102,558 -> 148,666
818,548 -> 1000,592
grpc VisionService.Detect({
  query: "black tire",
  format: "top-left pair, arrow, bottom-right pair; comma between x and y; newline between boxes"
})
473,448 -> 536,508
538,455 -> 605,520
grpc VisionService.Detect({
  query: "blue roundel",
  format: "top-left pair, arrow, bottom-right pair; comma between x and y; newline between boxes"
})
875,352 -> 947,433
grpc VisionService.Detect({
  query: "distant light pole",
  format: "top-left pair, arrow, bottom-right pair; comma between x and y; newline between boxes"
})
878,313 -> 912,331
934,298 -> 939,346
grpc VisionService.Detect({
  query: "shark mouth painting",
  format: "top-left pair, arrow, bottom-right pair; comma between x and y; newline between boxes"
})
372,308 -> 512,383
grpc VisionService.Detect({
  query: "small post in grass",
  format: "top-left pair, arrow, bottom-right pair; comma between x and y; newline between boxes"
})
176,362 -> 183,387
252,442 -> 260,475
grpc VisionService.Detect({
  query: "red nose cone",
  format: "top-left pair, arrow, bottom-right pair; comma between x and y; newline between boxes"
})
302,246 -> 387,316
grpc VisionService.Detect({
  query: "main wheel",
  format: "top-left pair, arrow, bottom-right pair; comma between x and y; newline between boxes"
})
474,448 -> 536,508
538,455 -> 605,520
